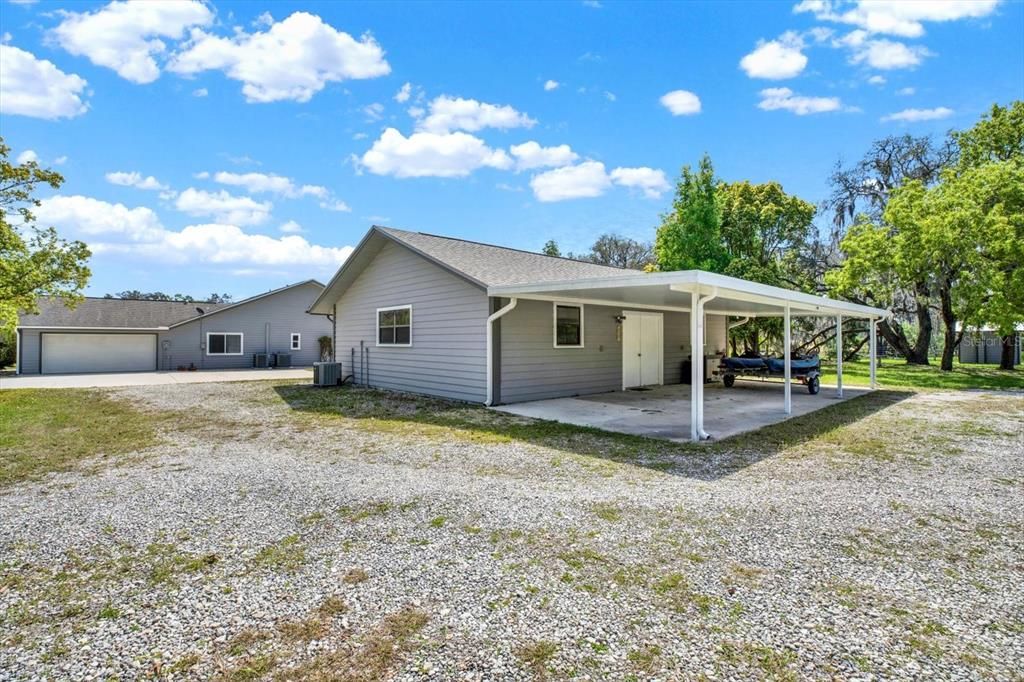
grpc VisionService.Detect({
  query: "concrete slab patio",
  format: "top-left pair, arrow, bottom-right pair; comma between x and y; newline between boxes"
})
494,380 -> 869,441
0,367 -> 313,390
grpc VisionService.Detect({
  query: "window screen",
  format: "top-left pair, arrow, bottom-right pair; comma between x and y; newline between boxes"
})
378,307 -> 411,345
555,305 -> 582,346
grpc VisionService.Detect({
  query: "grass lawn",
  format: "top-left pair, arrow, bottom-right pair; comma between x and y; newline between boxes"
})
819,358 -> 1024,390
0,389 -> 169,486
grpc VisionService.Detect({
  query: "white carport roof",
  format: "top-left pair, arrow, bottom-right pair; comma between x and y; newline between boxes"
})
488,270 -> 890,319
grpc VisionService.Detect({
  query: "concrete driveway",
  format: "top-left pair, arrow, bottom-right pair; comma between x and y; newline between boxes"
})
0,367 -> 313,390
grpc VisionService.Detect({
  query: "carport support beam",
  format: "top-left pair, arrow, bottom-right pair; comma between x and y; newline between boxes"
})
869,317 -> 878,389
836,315 -> 843,398
784,304 -> 792,415
690,291 -> 700,441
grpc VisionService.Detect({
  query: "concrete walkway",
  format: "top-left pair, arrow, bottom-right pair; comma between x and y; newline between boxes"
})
494,381 -> 869,442
0,367 -> 313,390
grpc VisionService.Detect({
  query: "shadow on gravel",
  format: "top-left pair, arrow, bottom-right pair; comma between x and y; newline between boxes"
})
272,384 -> 912,481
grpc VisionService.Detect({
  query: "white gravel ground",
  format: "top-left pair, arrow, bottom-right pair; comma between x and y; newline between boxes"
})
1,381 -> 1022,681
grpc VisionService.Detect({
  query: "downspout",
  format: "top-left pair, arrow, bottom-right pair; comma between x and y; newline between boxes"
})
728,316 -> 750,331
485,297 -> 518,406
695,287 -> 718,440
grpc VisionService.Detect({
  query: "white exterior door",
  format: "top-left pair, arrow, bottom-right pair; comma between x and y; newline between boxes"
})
41,333 -> 157,374
622,311 -> 664,388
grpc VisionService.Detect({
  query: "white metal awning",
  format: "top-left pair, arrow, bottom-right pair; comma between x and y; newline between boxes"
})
487,270 -> 890,319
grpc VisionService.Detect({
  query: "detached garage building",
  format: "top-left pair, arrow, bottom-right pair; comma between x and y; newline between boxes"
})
16,280 -> 329,375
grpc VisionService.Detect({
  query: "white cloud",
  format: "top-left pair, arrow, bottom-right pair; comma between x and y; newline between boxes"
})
35,195 -> 165,241
867,74 -> 886,85
279,220 -> 303,233
844,35 -> 931,69
0,44 -> 88,119
192,87 -> 208,97
881,106 -> 953,122
394,82 -> 412,102
529,161 -> 612,202
352,132 -> 368,140
105,171 -> 169,191
319,199 -> 352,212
168,12 -> 390,103
51,0 -> 212,84
359,128 -> 512,178
205,171 -> 329,201
896,86 -> 916,96
16,149 -> 38,164
757,87 -> 843,115
38,194 -> 352,268
795,0 -> 1000,38
175,188 -> 272,225
604,91 -> 617,102
509,141 -> 579,171
609,167 -> 670,198
363,102 -> 385,120
53,156 -> 68,165
659,89 -> 702,115
416,95 -> 536,134
544,79 -> 560,91
739,37 -> 808,79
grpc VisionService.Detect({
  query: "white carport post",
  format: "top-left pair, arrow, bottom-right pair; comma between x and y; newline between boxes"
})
784,304 -> 792,415
836,315 -> 843,398
869,317 -> 878,389
690,290 -> 701,441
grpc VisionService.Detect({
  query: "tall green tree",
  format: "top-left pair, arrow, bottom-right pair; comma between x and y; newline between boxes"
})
952,101 -> 1024,369
655,154 -> 729,272
541,240 -> 561,257
0,139 -> 91,334
568,233 -> 654,269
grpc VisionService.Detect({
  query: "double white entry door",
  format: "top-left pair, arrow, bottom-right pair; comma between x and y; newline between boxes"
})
622,310 -> 664,388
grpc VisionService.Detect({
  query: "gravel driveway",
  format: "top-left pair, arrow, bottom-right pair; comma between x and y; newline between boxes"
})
1,381 -> 1021,680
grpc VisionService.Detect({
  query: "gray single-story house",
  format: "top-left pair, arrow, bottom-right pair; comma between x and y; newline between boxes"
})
16,280 -> 330,375
309,226 -> 889,440
959,325 -> 1021,365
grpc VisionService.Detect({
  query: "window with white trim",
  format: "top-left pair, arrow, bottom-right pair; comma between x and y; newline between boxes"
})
290,333 -> 301,351
553,303 -> 584,348
207,332 -> 243,355
377,305 -> 412,346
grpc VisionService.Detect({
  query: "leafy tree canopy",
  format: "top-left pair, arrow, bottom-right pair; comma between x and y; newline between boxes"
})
654,154 -> 729,272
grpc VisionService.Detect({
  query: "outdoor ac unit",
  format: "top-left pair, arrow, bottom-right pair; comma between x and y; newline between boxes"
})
313,362 -> 342,386
253,353 -> 268,368
273,352 -> 292,368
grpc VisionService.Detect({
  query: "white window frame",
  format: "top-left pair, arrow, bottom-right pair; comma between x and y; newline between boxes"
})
206,332 -> 244,356
290,333 -> 301,351
376,304 -> 412,347
553,302 -> 584,349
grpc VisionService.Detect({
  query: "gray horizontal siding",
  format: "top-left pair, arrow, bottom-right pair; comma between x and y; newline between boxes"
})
334,240 -> 489,402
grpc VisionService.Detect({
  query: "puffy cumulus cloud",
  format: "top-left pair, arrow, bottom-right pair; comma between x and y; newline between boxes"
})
794,0 -> 1000,38
739,36 -> 808,79
394,82 -> 412,102
543,79 -> 560,91
35,195 -> 165,241
609,167 -> 670,198
16,149 -> 38,164
359,128 -> 512,178
509,141 -> 578,171
174,188 -> 272,225
51,0 -> 212,84
38,194 -> 352,268
319,199 -> 352,212
0,45 -> 88,119
659,89 -> 702,115
529,161 -> 612,202
415,96 -> 536,134
867,74 -> 886,85
210,171 -> 327,198
838,31 -> 931,69
881,106 -> 953,122
757,87 -> 843,115
168,12 -> 390,103
105,171 -> 169,191
279,220 -> 303,233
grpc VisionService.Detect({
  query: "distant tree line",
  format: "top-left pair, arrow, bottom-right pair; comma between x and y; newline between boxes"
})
103,291 -> 234,303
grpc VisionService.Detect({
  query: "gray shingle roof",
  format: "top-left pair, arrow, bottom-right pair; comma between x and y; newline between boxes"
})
19,298 -> 228,328
376,226 -> 634,287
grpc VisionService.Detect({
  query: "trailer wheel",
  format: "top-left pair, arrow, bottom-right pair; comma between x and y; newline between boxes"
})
807,376 -> 820,395
723,374 -> 736,388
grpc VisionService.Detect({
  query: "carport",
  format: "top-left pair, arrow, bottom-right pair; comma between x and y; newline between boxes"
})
487,270 -> 890,442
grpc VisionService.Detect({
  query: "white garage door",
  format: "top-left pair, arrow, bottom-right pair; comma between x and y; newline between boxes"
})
41,333 -> 157,374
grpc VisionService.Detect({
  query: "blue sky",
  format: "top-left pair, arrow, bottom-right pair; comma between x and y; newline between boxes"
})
1,0 -> 1021,300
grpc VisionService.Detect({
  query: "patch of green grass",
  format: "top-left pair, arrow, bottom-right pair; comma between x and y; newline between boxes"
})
225,629 -> 269,657
97,603 -> 120,619
252,534 -> 305,572
628,644 -> 662,673
0,389 -> 169,485
592,503 -> 623,522
429,515 -> 447,528
278,615 -> 327,643
820,358 -> 1024,391
516,640 -> 559,676
718,641 -> 799,681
